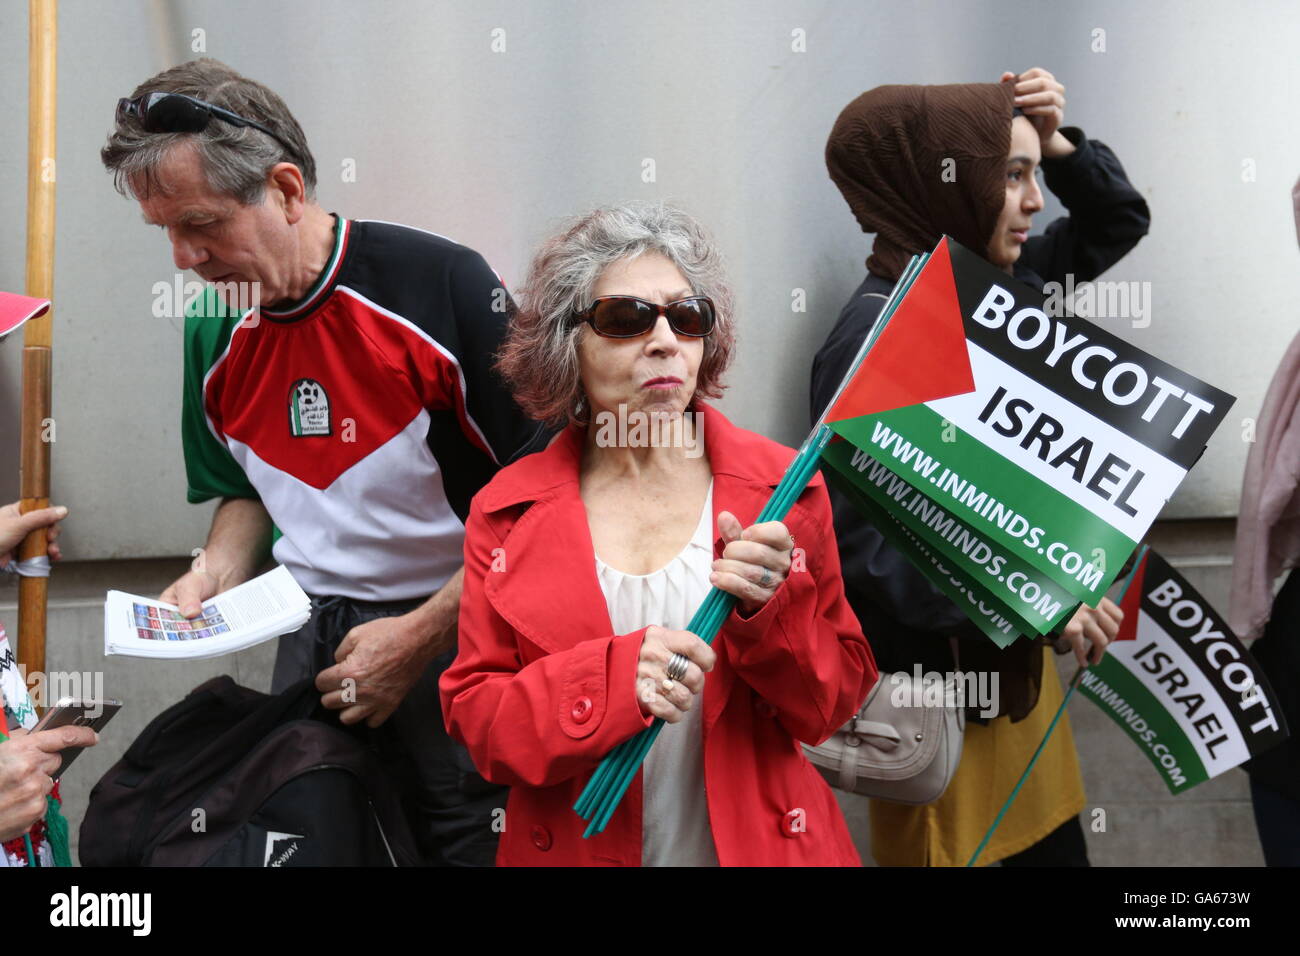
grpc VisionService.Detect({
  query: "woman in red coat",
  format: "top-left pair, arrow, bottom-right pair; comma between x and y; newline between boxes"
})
439,202 -> 876,866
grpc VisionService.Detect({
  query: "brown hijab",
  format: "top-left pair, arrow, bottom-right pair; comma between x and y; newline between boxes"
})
826,83 -> 1015,280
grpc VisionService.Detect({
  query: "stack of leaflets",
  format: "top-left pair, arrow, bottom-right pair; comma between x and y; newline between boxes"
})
104,565 -> 311,660
820,238 -> 1235,646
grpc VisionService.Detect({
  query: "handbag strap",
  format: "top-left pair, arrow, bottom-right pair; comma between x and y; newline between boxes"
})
838,745 -> 858,792
835,711 -> 904,789
854,719 -> 901,748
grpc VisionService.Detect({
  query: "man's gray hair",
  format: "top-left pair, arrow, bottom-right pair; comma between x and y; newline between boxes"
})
101,58 -> 316,204
499,201 -> 737,428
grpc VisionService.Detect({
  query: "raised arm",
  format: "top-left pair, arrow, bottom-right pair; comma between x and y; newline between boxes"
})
1022,128 -> 1151,285
1004,67 -> 1150,284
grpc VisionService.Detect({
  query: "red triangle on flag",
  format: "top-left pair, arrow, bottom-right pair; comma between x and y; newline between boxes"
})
825,238 -> 975,423
1114,549 -> 1149,641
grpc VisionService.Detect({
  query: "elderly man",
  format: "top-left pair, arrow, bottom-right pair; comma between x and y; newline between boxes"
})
101,58 -> 544,866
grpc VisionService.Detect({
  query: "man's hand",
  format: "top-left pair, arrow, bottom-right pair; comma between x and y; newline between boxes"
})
1055,597 -> 1123,668
160,497 -> 274,618
1001,67 -> 1075,159
315,612 -> 454,728
0,501 -> 67,569
0,726 -> 98,842
160,568 -> 222,619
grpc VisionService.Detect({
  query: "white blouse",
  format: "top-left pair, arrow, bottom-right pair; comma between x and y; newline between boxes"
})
593,481 -> 721,867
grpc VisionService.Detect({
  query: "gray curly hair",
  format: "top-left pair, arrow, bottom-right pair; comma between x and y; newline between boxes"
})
498,201 -> 736,428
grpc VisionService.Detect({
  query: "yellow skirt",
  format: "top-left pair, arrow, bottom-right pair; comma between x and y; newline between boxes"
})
868,648 -> 1085,867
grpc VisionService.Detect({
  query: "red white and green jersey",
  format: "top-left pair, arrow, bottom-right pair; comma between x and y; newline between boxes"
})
182,217 -> 545,602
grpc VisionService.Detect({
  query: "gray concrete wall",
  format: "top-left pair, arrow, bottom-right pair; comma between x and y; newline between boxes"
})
2,0 -> 1298,556
0,0 -> 1291,865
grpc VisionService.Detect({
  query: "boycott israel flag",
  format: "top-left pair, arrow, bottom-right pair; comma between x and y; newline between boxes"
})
822,238 -> 1234,641
1079,548 -> 1288,793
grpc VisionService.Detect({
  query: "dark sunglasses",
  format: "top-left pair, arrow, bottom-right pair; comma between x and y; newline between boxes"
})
116,91 -> 299,159
575,295 -> 715,338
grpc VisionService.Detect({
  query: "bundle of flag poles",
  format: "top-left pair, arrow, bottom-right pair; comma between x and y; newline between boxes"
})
574,253 -> 936,836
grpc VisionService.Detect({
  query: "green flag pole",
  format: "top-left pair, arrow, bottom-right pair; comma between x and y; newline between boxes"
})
965,543 -> 1148,866
965,666 -> 1084,867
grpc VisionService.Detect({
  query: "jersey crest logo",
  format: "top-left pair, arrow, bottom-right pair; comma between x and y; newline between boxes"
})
289,378 -> 332,437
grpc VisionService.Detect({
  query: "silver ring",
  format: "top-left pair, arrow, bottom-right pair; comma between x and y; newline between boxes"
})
759,567 -> 773,589
665,653 -> 689,682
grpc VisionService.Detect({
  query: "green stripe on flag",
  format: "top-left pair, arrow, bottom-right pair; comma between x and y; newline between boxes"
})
824,443 -> 1078,634
825,457 -> 1039,636
826,466 -> 1027,646
1078,655 -> 1207,794
830,403 -> 1137,600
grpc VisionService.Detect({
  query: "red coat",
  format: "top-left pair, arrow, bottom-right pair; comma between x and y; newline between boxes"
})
440,403 -> 877,865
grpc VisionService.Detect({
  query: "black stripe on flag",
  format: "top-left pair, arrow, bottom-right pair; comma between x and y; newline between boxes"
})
1137,550 -> 1288,754
945,240 -> 1233,470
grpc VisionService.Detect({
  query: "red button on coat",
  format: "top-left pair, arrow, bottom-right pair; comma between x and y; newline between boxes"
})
571,696 -> 593,723
531,825 -> 553,851
780,810 -> 805,839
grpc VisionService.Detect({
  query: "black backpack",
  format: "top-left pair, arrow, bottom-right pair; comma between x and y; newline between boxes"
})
80,676 -> 420,866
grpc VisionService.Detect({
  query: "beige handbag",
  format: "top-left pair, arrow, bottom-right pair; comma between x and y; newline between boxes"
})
803,653 -> 965,805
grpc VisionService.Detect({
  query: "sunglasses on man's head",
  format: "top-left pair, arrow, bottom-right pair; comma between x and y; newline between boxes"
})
575,295 -> 716,338
116,91 -> 298,158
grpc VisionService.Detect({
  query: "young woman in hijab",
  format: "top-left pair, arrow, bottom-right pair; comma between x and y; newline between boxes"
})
809,68 -> 1148,866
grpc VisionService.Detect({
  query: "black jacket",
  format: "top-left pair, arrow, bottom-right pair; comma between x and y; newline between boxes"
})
809,126 -> 1151,685
1244,569 -> 1300,801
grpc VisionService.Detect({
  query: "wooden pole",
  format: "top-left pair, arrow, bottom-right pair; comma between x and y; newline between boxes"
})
19,0 -> 57,694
